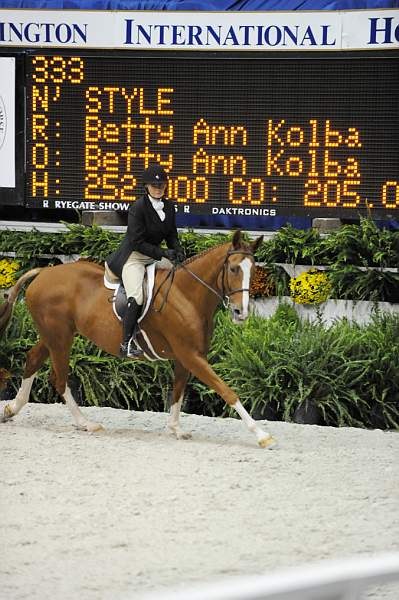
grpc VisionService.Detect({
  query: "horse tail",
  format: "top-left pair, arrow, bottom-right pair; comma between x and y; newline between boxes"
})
0,268 -> 42,338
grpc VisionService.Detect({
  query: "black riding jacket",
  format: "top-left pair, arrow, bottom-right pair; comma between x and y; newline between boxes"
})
105,194 -> 181,278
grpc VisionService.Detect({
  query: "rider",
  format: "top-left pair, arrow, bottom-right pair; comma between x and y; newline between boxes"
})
105,163 -> 185,358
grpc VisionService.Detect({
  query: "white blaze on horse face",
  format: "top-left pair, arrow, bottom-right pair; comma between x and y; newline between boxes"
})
239,257 -> 252,319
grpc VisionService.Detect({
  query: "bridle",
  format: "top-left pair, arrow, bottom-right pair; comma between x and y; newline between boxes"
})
153,248 -> 254,312
219,249 -> 254,307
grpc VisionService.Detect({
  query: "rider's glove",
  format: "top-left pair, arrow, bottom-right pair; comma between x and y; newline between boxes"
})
163,249 -> 178,262
175,249 -> 186,264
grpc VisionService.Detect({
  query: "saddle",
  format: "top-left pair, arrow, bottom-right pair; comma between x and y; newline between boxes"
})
103,263 -> 166,361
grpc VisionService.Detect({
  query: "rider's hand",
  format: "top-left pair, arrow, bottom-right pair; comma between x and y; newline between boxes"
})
175,250 -> 186,264
163,249 -> 177,262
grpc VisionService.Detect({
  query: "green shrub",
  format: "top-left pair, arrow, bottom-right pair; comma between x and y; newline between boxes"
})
2,219 -> 399,303
256,217 -> 399,269
210,308 -> 399,430
0,225 -> 234,266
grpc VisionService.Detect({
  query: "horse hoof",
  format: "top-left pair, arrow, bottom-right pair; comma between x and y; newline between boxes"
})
77,421 -> 104,433
87,422 -> 105,433
168,427 -> 192,440
2,404 -> 14,422
177,432 -> 192,440
258,435 -> 277,449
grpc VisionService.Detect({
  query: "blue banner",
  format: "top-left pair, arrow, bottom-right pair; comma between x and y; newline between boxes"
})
0,0 -> 398,10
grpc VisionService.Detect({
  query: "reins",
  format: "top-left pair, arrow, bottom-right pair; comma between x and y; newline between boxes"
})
152,249 -> 254,312
152,267 -> 177,312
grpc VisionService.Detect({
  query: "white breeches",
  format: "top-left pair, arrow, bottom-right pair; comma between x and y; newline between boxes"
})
105,251 -> 172,306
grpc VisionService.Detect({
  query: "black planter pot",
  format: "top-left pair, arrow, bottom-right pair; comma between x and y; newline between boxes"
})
0,383 -> 15,401
293,400 -> 323,425
251,400 -> 280,421
369,403 -> 387,430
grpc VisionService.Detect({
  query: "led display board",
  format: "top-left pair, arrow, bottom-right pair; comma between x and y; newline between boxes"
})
25,51 -> 399,219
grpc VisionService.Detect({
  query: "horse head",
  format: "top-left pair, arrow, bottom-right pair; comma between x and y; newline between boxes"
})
222,229 -> 263,324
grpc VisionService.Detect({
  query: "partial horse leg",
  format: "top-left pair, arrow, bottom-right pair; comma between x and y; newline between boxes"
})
48,337 -> 103,433
168,361 -> 191,440
179,353 -> 276,448
62,382 -> 104,433
3,340 -> 49,421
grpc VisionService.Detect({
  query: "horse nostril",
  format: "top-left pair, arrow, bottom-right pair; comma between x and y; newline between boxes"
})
233,308 -> 241,316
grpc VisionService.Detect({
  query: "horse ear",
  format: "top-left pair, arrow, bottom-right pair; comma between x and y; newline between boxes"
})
250,235 -> 264,254
232,229 -> 242,249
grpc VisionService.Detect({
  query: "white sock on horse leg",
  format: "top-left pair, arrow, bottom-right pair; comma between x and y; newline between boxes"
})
168,393 -> 191,439
7,374 -> 35,416
233,400 -> 275,448
63,384 -> 103,432
169,393 -> 183,428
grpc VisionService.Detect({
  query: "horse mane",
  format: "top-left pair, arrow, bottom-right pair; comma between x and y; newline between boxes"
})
183,241 -> 230,266
183,239 -> 253,266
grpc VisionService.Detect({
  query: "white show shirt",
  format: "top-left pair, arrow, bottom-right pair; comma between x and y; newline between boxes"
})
148,195 -> 165,221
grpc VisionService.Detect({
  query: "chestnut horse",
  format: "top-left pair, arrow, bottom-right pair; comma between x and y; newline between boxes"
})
0,230 -> 275,448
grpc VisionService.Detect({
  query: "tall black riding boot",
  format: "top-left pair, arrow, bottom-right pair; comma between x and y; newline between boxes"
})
120,297 -> 142,358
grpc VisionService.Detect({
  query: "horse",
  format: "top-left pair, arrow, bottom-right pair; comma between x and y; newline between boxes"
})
0,229 -> 275,448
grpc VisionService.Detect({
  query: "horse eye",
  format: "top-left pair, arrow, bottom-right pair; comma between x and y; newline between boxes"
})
230,265 -> 239,274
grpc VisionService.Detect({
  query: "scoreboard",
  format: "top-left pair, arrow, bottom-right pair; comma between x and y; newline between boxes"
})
24,51 -> 399,220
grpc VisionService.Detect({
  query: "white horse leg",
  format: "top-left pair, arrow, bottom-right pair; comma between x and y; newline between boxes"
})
63,384 -> 104,433
233,400 -> 276,448
3,374 -> 36,420
168,392 -> 191,440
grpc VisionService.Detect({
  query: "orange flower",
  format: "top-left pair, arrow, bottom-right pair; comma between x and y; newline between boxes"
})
250,266 -> 275,298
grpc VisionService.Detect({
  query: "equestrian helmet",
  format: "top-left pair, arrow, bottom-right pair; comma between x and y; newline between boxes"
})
142,164 -> 168,185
